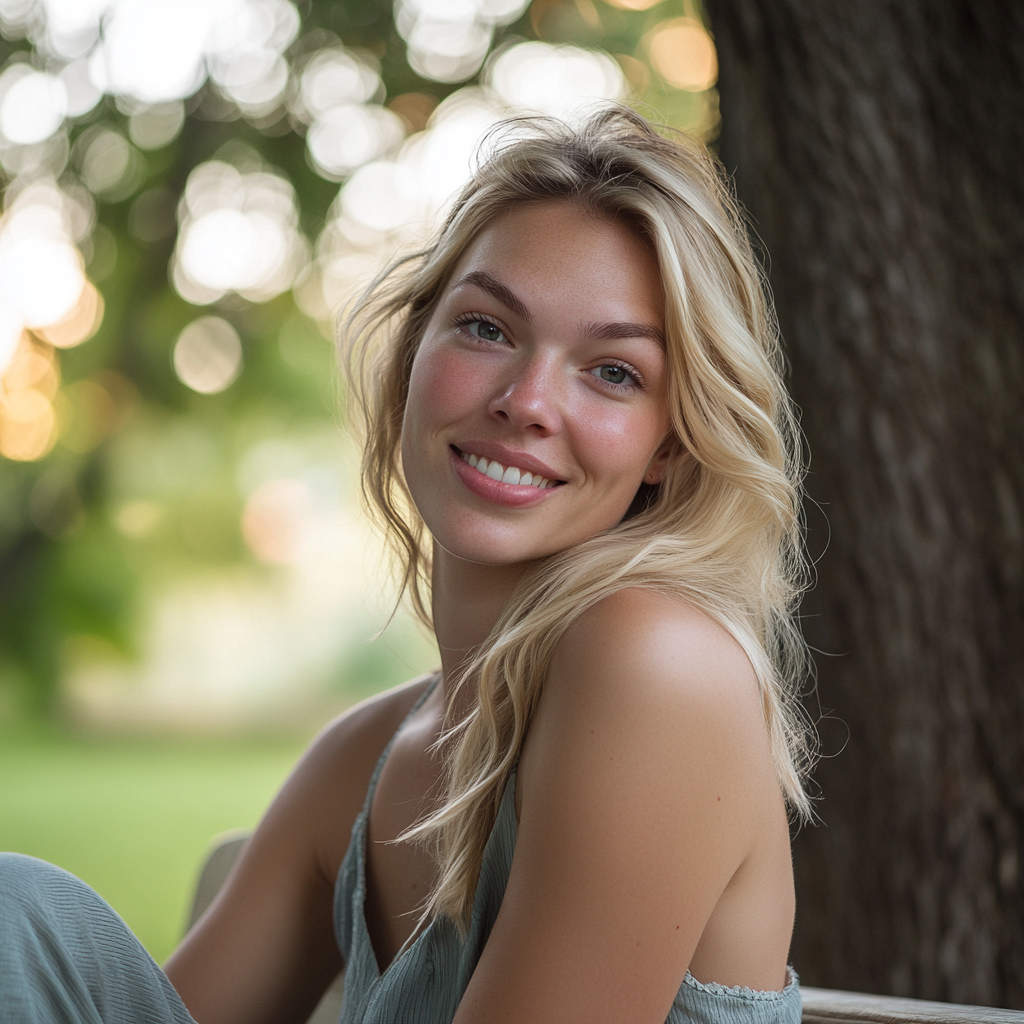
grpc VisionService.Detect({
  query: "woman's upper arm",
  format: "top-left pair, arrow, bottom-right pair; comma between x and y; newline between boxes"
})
454,590 -> 774,1024
164,684 -> 422,1024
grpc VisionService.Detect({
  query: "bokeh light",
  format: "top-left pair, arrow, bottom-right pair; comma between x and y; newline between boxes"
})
127,101 -> 185,150
241,477 -> 312,564
602,0 -> 662,10
172,316 -> 243,395
36,279 -> 103,349
297,48 -> 381,118
486,41 -> 625,117
172,159 -> 307,304
1,0 -> 299,122
58,59 -> 102,116
645,17 -> 717,92
396,0 -> 530,84
75,126 -> 143,200
88,0 -> 299,109
0,65 -> 67,144
0,180 -> 91,381
307,103 -> 405,181
0,333 -> 59,461
290,48 -> 404,183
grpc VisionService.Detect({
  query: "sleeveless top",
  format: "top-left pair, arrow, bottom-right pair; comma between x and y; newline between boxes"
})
333,678 -> 802,1024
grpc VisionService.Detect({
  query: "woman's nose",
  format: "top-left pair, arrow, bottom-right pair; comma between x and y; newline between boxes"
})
486,354 -> 563,436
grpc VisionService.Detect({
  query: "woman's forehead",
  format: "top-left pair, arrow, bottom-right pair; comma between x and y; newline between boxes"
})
444,201 -> 665,326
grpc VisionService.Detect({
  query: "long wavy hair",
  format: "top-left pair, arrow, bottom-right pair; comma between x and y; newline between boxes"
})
343,106 -> 814,931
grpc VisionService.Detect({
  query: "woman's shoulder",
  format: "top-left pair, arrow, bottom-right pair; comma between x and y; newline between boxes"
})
306,671 -> 437,772
520,587 -> 776,819
551,587 -> 762,722
264,672 -> 438,881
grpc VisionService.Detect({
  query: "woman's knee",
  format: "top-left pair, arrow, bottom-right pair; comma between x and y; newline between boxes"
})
1,852 -> 99,917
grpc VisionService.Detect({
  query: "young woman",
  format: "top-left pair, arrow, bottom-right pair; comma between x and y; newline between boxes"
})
0,108 -> 812,1024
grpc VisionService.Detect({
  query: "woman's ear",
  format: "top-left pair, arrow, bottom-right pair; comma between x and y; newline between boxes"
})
643,434 -> 679,485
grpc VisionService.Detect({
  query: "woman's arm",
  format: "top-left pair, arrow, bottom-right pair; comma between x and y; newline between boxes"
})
164,678 -> 430,1024
453,588 -> 793,1024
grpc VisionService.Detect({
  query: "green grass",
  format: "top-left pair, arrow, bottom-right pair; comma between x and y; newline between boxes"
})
0,729 -> 307,964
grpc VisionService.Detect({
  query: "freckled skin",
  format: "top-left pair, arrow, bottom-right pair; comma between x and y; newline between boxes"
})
401,202 -> 674,569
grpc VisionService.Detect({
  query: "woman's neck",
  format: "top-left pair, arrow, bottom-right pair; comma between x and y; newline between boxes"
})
430,544 -> 531,712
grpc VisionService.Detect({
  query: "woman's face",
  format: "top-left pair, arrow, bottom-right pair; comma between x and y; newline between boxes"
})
401,201 -> 673,568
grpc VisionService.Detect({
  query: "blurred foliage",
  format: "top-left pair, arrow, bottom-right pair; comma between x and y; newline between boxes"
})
0,0 -> 716,719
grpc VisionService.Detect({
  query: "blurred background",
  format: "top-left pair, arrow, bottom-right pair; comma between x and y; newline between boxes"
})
0,0 -> 718,963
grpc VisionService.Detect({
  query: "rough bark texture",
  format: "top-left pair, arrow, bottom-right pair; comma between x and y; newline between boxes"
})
708,0 -> 1024,1008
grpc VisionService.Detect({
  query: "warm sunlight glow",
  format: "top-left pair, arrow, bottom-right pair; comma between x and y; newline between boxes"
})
0,335 -> 60,462
0,186 -> 88,355
645,18 -> 718,92
37,280 -> 104,349
241,477 -> 313,564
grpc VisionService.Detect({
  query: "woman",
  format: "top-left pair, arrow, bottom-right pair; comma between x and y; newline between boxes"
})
0,108 -> 812,1024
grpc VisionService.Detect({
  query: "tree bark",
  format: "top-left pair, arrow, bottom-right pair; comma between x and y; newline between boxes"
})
708,0 -> 1024,1008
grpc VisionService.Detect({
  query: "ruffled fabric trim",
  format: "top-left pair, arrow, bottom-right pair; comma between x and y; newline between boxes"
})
681,967 -> 799,1002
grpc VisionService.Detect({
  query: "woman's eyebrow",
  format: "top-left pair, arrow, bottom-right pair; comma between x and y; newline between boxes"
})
582,321 -> 665,346
453,271 -> 533,323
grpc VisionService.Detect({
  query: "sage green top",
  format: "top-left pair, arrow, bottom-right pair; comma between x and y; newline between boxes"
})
334,681 -> 801,1024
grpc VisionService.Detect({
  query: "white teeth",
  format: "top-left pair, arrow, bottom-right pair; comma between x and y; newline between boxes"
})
459,451 -> 555,489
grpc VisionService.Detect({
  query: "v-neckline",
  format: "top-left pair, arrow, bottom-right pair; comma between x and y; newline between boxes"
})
355,763 -> 519,984
357,675 -> 442,979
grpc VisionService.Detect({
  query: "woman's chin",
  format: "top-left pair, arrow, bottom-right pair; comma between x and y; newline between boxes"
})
433,535 -> 551,570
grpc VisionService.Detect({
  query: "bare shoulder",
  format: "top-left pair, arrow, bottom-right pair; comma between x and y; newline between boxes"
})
301,672 -> 435,780
559,587 -> 757,686
549,588 -> 765,745
520,587 -> 775,829
285,672 -> 438,878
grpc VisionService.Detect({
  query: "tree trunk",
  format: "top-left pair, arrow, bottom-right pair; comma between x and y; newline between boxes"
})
709,0 -> 1024,1008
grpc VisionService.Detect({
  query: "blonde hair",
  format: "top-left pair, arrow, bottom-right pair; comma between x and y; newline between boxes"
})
344,107 -> 813,930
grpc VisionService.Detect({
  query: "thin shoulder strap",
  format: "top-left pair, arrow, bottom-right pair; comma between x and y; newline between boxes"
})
361,671 -> 441,816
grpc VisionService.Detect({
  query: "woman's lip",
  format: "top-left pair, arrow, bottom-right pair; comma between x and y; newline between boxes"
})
452,442 -> 564,483
449,446 -> 562,508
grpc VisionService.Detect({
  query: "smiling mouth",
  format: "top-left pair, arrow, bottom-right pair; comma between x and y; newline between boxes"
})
453,447 -> 562,489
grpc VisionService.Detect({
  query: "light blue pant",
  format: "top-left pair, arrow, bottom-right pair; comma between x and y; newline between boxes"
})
0,852 -> 195,1024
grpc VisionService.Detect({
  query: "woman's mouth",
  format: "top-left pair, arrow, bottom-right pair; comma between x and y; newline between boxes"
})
457,450 -> 557,489
449,446 -> 564,508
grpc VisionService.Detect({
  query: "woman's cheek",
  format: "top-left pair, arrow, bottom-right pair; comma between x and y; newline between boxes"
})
411,343 -> 494,426
573,401 -> 653,484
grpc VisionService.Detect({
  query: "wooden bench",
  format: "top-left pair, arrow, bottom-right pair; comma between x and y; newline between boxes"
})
188,832 -> 1024,1024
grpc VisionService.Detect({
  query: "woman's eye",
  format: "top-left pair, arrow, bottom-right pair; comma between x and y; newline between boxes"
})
467,320 -> 505,343
593,364 -> 636,387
